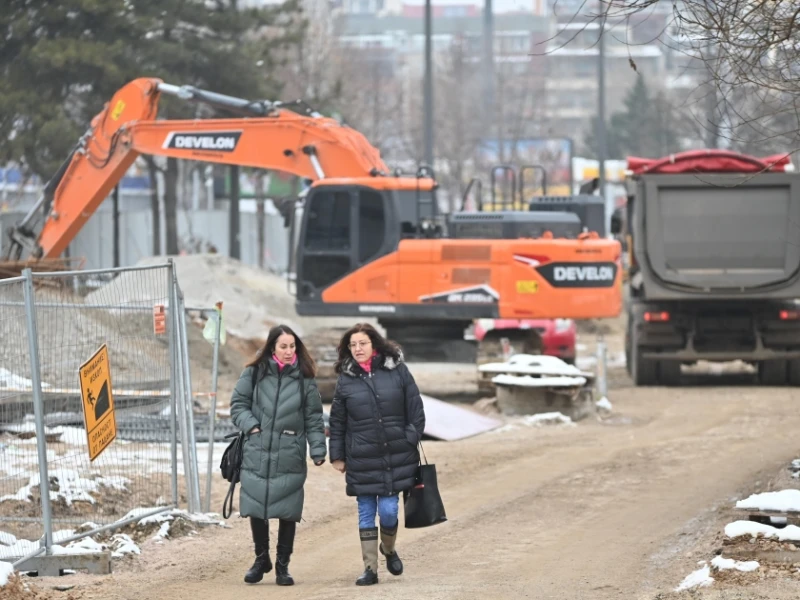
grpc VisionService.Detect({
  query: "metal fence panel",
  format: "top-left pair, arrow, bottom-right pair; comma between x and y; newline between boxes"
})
28,265 -> 177,535
0,276 -> 44,561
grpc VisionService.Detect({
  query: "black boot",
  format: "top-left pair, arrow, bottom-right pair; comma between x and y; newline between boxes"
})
356,527 -> 379,586
244,518 -> 272,584
275,519 -> 296,586
244,546 -> 272,583
275,553 -> 294,586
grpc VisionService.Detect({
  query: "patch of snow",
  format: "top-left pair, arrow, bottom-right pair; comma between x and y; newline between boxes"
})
521,412 -> 575,427
492,374 -> 587,388
0,470 -> 130,506
725,520 -> 800,541
62,537 -> 105,553
711,555 -> 760,572
53,529 -> 77,543
49,426 -> 91,447
735,489 -> 800,513
110,534 -> 140,558
595,397 -> 613,412
675,562 -> 714,592
480,354 -> 588,378
0,367 -> 51,391
154,521 -> 171,540
0,561 -> 14,587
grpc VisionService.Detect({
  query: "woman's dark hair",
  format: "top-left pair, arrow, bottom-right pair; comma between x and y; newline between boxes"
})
334,322 -> 401,374
246,324 -> 316,378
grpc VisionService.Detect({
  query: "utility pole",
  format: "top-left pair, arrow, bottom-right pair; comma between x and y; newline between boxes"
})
483,0 -> 494,121
597,18 -> 609,235
229,165 -> 241,260
423,0 -> 434,167
112,184 -> 120,267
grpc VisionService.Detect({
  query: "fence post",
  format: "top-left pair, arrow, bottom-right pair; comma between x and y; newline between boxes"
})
21,268 -> 54,554
171,272 -> 194,511
178,292 -> 202,513
167,260 -> 179,506
204,307 -> 222,513
596,333 -> 609,400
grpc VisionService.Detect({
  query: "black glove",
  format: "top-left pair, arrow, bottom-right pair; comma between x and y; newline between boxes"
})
313,458 -> 325,466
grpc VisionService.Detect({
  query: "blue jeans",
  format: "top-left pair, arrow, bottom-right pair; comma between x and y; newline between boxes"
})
357,494 -> 399,529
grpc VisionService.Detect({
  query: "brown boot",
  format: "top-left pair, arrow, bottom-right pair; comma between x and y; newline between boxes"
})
379,524 -> 403,576
356,527 -> 379,586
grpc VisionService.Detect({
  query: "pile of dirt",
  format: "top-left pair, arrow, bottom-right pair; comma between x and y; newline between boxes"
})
0,283 -> 167,388
93,254 -> 376,342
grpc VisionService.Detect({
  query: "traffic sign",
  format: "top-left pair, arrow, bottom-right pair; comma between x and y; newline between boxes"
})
78,344 -> 117,461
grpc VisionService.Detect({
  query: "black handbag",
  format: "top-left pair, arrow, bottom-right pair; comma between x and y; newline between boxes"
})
402,443 -> 447,528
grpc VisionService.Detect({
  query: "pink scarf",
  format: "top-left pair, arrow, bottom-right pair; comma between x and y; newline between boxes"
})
273,353 -> 297,371
359,351 -> 379,373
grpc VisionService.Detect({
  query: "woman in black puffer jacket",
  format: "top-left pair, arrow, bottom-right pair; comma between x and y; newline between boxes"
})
329,323 -> 426,587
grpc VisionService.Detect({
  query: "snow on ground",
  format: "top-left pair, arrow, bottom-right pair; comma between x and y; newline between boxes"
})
1,507 -> 227,565
735,489 -> 800,512
0,561 -> 13,587
491,412 -> 576,433
1,469 -> 130,505
595,397 -> 613,413
710,555 -> 760,572
724,520 -> 800,541
675,562 -> 714,592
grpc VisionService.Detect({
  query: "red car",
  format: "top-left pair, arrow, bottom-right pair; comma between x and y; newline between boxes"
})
472,318 -> 577,364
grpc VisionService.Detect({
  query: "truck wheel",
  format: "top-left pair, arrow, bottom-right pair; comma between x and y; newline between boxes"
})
658,361 -> 681,386
788,360 -> 800,386
630,319 -> 657,385
759,360 -> 787,386
631,346 -> 658,385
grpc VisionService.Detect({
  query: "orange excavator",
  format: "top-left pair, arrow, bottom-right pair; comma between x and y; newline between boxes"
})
4,77 -> 623,361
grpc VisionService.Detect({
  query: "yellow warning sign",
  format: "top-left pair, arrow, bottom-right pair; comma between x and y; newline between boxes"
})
78,344 -> 117,461
516,280 -> 539,294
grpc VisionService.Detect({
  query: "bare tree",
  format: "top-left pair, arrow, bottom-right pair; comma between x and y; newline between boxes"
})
554,0 -> 800,154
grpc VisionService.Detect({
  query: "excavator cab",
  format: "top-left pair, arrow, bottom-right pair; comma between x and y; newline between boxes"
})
292,167 -> 440,305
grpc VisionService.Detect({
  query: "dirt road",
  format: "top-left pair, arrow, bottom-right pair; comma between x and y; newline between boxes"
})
31,374 -> 800,600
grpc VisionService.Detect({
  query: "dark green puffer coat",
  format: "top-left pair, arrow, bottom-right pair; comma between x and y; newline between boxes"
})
230,359 -> 327,522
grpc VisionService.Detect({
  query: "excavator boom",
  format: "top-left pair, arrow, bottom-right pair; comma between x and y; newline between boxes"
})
7,77 -> 394,260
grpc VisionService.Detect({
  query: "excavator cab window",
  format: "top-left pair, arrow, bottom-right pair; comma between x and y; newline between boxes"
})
358,189 -> 386,262
296,185 -> 393,301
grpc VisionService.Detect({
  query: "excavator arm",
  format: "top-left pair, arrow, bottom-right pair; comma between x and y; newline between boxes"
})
6,77 -> 393,260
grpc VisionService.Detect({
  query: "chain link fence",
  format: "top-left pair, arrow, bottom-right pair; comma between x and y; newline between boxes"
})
0,262 -> 202,570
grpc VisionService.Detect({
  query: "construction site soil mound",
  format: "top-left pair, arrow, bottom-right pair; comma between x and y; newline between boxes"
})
93,254 -> 376,342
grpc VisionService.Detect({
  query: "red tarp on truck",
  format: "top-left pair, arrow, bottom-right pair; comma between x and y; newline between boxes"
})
627,149 -> 792,175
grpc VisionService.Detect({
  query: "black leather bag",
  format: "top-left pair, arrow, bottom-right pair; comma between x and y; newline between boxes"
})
220,430 -> 245,519
402,443 -> 447,528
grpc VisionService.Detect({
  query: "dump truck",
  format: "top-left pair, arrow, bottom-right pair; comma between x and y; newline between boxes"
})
618,149 -> 800,386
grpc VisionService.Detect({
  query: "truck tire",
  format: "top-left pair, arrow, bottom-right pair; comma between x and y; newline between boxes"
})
759,360 -> 787,386
629,314 -> 657,385
789,359 -> 800,386
630,328 -> 658,385
658,360 -> 681,386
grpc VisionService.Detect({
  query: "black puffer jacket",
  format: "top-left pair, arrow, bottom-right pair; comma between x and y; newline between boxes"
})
329,351 -> 426,497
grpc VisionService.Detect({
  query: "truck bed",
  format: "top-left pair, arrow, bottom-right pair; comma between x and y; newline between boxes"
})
635,172 -> 800,298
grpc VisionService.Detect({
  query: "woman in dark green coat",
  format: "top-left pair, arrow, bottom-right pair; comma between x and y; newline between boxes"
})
230,324 -> 327,587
